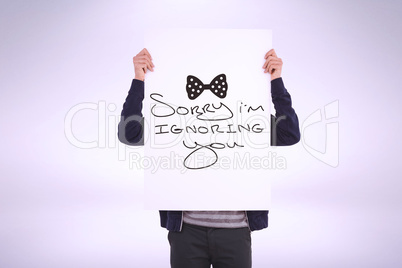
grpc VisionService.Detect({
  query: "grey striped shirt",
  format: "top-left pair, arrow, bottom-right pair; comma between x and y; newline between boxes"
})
183,211 -> 248,228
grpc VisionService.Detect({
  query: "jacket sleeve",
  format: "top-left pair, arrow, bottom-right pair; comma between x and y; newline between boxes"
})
270,78 -> 300,146
117,79 -> 145,146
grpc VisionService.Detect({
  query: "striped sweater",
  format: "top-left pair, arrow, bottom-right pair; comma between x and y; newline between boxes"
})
183,211 -> 248,228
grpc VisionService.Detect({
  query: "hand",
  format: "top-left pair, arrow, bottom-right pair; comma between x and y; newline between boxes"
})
263,49 -> 283,81
133,48 -> 154,81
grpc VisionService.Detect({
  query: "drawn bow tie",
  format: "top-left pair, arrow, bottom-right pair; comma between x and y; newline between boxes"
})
186,74 -> 228,100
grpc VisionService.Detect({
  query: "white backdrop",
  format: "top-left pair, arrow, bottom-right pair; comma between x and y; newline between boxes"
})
1,0 -> 402,267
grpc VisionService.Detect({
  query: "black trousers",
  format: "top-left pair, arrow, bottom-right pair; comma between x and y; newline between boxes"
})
168,223 -> 252,268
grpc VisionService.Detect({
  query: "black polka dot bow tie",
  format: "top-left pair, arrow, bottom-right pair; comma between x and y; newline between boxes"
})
186,74 -> 228,100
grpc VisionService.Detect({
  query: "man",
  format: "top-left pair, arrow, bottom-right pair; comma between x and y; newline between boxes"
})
118,48 -> 300,268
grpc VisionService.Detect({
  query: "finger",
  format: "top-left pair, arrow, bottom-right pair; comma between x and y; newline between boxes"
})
262,59 -> 268,69
264,49 -> 277,59
267,55 -> 280,62
264,49 -> 273,59
267,58 -> 282,67
266,58 -> 282,69
145,58 -> 154,71
268,63 -> 281,74
137,48 -> 153,61
138,59 -> 154,72
146,61 -> 154,72
136,63 -> 146,70
143,48 -> 152,59
263,56 -> 278,68
138,54 -> 154,68
263,57 -> 281,69
265,64 -> 277,73
135,56 -> 154,71
267,60 -> 282,72
136,59 -> 153,71
136,62 -> 147,73
266,60 -> 281,72
135,54 -> 152,63
136,48 -> 151,60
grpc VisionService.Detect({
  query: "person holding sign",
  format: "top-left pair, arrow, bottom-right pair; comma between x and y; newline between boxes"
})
118,48 -> 300,268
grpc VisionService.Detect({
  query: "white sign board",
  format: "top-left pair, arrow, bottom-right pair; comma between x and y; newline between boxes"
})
144,29 -> 272,210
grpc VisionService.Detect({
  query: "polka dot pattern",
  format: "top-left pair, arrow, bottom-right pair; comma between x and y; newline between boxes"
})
186,74 -> 228,100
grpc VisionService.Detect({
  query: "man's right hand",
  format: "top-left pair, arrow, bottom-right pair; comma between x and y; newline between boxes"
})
133,48 -> 154,81
263,49 -> 283,81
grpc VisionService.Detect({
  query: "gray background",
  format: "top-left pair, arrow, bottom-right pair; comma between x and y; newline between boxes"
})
1,0 -> 401,267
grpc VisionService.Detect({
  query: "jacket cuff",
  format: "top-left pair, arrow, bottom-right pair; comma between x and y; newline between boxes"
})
271,77 -> 286,96
130,79 -> 145,97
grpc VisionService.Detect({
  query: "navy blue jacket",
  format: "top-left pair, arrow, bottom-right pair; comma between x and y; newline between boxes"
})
118,77 -> 300,232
